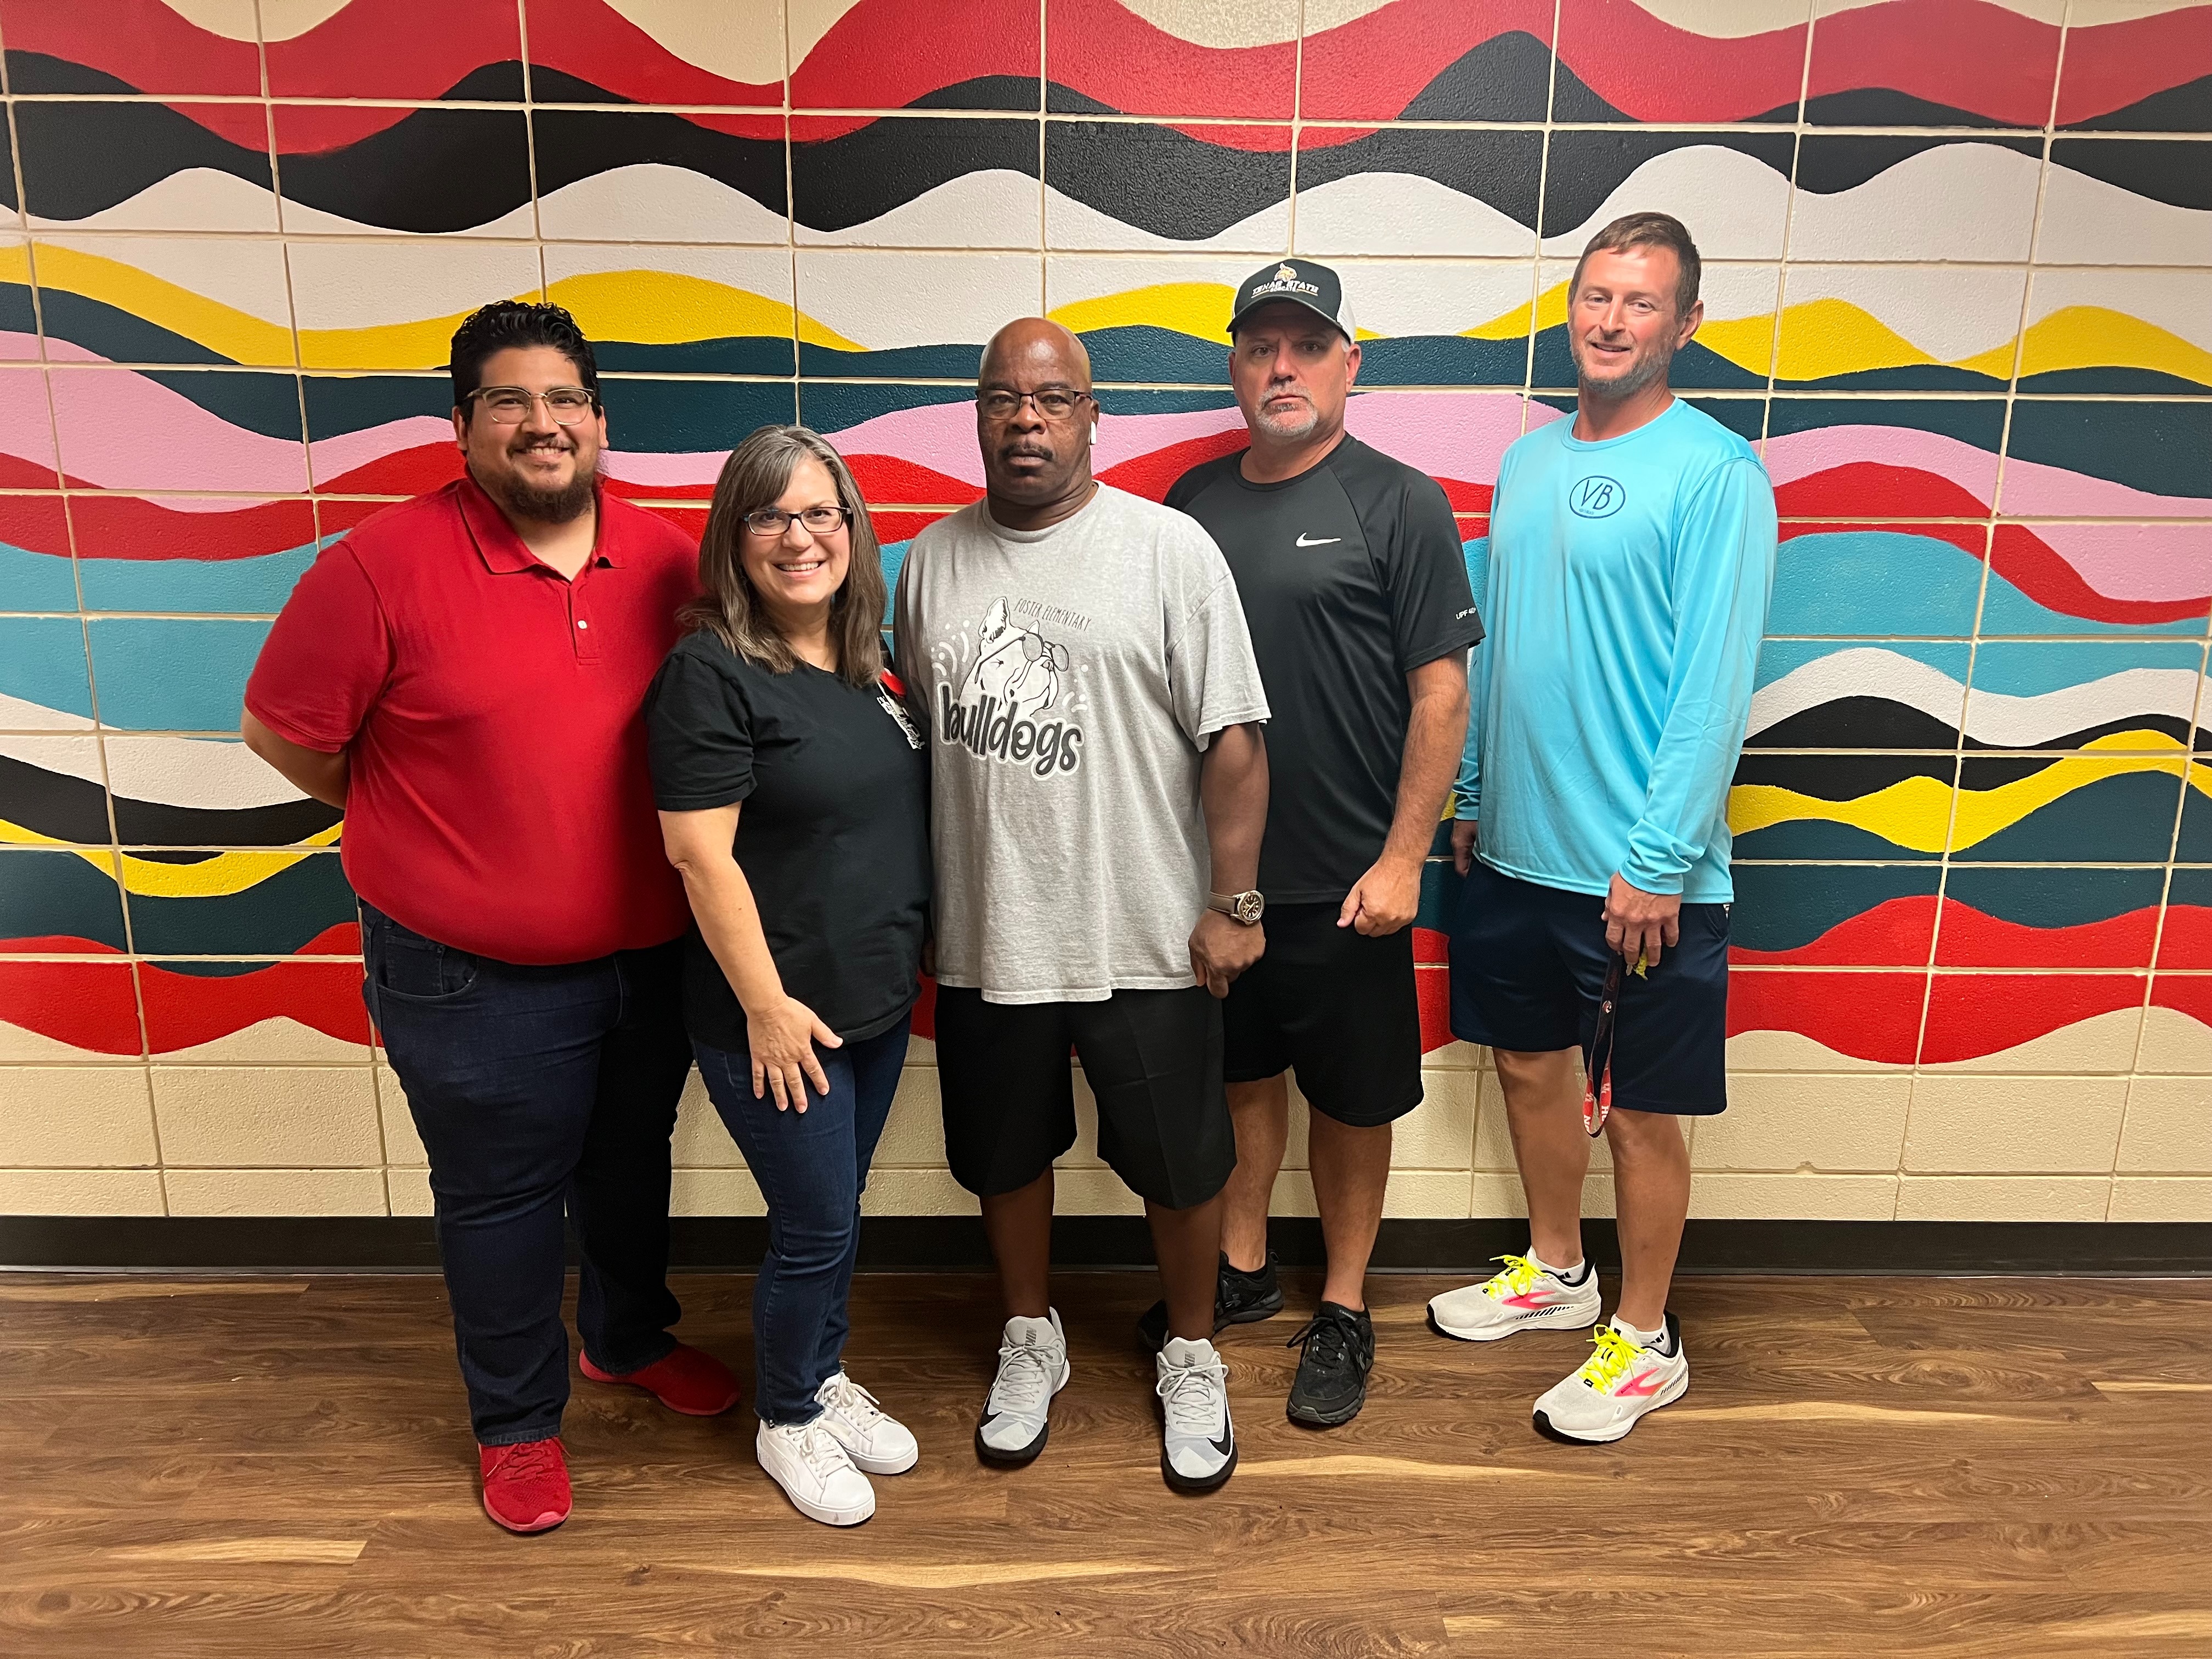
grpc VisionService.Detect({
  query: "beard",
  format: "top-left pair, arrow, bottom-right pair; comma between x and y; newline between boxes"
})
1571,333 -> 1677,402
1251,393 -> 1320,440
481,442 -> 600,523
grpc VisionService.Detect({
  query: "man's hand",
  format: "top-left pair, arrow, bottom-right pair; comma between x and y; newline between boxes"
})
1603,871 -> 1680,970
1190,911 -> 1265,998
1339,853 -> 1423,936
1450,819 -> 1479,876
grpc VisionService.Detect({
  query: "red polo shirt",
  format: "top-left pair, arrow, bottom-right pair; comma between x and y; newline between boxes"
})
246,477 -> 696,964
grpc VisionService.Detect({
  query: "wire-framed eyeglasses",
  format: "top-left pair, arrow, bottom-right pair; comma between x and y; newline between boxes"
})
471,386 -> 597,425
742,505 -> 851,537
977,387 -> 1092,421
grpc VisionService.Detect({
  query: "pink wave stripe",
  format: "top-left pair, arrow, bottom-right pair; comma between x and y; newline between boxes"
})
1762,425 -> 2002,499
306,417 -> 456,487
0,368 -> 59,472
1998,455 -> 2209,521
1346,391 -> 1540,486
2029,522 -> 2212,605
601,449 -> 733,489
42,367 -> 306,494
816,399 -> 990,487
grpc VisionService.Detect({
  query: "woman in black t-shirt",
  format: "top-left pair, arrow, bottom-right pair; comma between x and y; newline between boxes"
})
645,425 -> 929,1529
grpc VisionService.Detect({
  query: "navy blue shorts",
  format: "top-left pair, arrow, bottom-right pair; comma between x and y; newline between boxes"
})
1448,861 -> 1730,1116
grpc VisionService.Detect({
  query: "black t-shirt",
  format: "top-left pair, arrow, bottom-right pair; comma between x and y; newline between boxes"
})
1166,433 -> 1483,904
644,630 -> 930,1051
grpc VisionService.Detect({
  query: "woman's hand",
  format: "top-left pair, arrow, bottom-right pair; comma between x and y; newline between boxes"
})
746,996 -> 843,1111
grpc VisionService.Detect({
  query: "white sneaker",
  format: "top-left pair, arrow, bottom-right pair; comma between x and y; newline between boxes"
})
1156,1336 -> 1236,1493
1533,1313 -> 1690,1444
1426,1252 -> 1602,1342
814,1370 -> 919,1475
975,1308 -> 1070,1466
757,1418 -> 876,1526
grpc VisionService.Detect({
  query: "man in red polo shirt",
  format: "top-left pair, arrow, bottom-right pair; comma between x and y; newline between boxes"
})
243,301 -> 738,1536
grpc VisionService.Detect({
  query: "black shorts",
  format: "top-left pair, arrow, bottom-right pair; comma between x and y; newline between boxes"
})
1448,860 -> 1730,1116
934,985 -> 1234,1209
1222,902 -> 1423,1127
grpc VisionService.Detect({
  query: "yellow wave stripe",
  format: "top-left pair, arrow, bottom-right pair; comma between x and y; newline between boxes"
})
1728,734 -> 2212,855
1996,306 -> 2212,387
0,820 -> 341,897
546,271 -> 861,354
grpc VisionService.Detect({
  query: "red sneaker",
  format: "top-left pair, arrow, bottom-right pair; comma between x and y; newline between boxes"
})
478,1437 -> 571,1534
579,1342 -> 741,1417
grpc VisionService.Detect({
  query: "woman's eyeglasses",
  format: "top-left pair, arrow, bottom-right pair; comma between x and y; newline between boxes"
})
742,505 -> 851,537
471,386 -> 596,425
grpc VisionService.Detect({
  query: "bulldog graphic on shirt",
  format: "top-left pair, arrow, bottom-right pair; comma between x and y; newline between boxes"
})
939,597 -> 1084,776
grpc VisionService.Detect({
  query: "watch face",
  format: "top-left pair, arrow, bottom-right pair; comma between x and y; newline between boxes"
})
1234,891 -> 1265,924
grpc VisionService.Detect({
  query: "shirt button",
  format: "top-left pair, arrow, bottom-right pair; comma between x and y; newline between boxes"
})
576,619 -> 589,629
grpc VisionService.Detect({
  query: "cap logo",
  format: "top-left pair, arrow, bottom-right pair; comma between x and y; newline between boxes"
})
1249,263 -> 1321,301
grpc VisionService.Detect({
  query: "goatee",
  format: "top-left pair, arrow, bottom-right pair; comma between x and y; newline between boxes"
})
484,462 -> 598,524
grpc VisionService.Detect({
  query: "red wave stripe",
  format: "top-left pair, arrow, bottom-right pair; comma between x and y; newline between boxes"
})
2152,974 -> 2212,1026
66,495 -> 319,563
1807,0 -> 2060,126
0,0 -> 260,99
528,0 -> 782,106
2157,905 -> 2212,972
266,0 -> 518,98
1302,0 -> 1552,121
1989,524 -> 2212,627
872,509 -> 952,543
1047,0 -> 1295,122
1725,969 -> 1925,1064
0,960 -> 141,1055
0,454 -> 60,493
1416,961 -> 1452,1054
314,447 -> 467,499
2056,3 -> 2212,126
0,936 -> 126,957
1773,463 -> 1994,521
1737,896 -> 2166,973
1921,973 -> 2144,1065
839,456 -> 985,507
0,493 -> 71,558
138,959 -> 371,1054
1731,897 -> 1938,971
1098,429 -> 1249,502
1555,0 -> 1807,122
909,974 -> 938,1041
788,0 -> 1037,131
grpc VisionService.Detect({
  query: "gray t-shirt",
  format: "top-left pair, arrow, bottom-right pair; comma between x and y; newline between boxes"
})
893,484 -> 1270,1003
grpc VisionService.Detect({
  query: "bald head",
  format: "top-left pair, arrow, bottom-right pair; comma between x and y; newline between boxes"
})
976,317 -> 1098,523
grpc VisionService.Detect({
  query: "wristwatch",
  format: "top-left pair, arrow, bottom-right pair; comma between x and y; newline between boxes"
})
1207,890 -> 1266,925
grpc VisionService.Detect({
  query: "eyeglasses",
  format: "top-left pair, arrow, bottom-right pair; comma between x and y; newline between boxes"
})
471,386 -> 596,424
742,505 -> 850,537
977,387 -> 1092,421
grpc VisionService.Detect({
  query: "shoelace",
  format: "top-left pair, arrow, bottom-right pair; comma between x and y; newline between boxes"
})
989,1338 -> 1058,1415
1573,1326 -> 1643,1394
785,1421 -> 854,1480
1284,1311 -> 1356,1369
820,1373 -> 887,1435
1155,1353 -> 1228,1436
493,1439 -> 563,1482
1481,1252 -> 1544,1301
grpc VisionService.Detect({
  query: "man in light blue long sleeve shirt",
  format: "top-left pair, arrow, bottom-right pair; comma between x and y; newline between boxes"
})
1425,215 -> 1777,1447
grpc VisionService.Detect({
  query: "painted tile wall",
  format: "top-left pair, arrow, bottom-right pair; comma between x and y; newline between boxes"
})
2,0 -> 2209,1229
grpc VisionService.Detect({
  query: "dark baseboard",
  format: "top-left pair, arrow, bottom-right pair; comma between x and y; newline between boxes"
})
4,1215 -> 2209,1275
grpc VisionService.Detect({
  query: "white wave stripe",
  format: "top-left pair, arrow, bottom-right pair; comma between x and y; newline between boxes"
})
538,165 -> 789,248
1539,145 -> 1791,262
0,693 -> 93,733
799,171 -> 1043,251
607,0 -> 784,86
287,240 -> 543,334
1917,1007 -> 2145,1075
799,249 -> 1045,352
2038,165 -> 2212,269
1046,184 -> 1291,257
101,735 -> 306,811
1294,173 -> 1536,260
2021,268 -> 2212,353
1776,263 -> 2028,365
37,234 -> 292,326
1750,651 -> 2203,747
1788,143 -> 2043,265
28,169 -> 279,236
0,733 -> 102,789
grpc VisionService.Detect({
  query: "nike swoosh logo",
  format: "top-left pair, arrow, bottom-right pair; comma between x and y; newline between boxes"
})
1210,1430 -> 1235,1455
1296,534 -> 1342,546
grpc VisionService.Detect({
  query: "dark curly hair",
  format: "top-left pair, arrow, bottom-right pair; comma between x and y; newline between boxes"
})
447,300 -> 600,416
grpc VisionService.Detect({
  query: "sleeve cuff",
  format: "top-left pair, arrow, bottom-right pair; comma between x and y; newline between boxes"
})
242,697 -> 349,755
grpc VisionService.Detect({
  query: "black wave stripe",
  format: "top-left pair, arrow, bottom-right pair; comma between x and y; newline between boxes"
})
1045,121 -> 1286,241
796,115 -> 1035,233
1399,29 -> 1555,122
2050,138 -> 2212,213
1539,130 -> 1793,237
2064,76 -> 2212,134
1794,134 -> 2041,195
529,67 -> 785,210
2007,402 -> 2212,503
1748,698 -> 1962,752
1548,48 -> 1796,124
1300,127 -> 1543,230
276,106 -> 532,234
124,853 -> 357,956
1963,714 -> 2194,754
0,849 -> 127,951
1766,396 -> 2006,450
2,50 -> 523,104
1953,767 -> 2183,864
1943,864 -> 2166,930
0,749 -> 340,849
0,110 -> 13,214
14,98 -> 272,222
0,754 -> 110,844
1803,88 -> 2011,128
1730,862 -> 1940,953
1731,751 -> 1955,801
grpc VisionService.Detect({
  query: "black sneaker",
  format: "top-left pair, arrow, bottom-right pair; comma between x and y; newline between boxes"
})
1284,1301 -> 1374,1427
1136,1251 -> 1285,1354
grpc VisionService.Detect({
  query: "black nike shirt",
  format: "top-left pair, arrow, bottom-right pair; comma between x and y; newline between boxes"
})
1166,433 -> 1483,904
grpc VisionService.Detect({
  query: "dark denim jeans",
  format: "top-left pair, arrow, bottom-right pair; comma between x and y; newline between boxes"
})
692,1018 -> 909,1425
360,901 -> 692,1447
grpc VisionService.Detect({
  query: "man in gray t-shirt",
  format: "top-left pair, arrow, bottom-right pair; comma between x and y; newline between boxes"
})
893,320 -> 1270,1494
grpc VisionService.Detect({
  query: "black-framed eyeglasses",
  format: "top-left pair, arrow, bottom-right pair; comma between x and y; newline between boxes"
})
742,505 -> 851,537
977,387 -> 1093,421
470,386 -> 597,425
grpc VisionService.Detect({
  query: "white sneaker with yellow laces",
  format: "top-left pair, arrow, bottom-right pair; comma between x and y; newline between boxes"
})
1426,1252 -> 1601,1342
1533,1312 -> 1689,1444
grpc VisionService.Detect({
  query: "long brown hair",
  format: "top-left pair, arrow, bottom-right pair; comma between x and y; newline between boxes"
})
680,424 -> 887,689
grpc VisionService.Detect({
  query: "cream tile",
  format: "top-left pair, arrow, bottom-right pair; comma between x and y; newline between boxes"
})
1267,1170 -> 1318,1217
1894,1175 -> 2113,1222
862,1167 -> 979,1217
152,1066 -> 382,1167
1694,1073 -> 1913,1172
670,1068 -> 742,1169
1425,1039 -> 1485,1072
2137,1003 -> 2212,1074
1051,1167 -> 1146,1216
874,1063 -> 949,1166
1916,1006 -> 2144,1075
1381,1170 -> 1472,1219
2115,1075 -> 2212,1173
1903,1074 -> 2128,1174
163,1167 -> 388,1217
2108,1177 -> 2212,1222
0,1066 -> 157,1166
1471,1171 -> 1617,1220
373,1065 -> 426,1166
0,1168 -> 165,1215
1688,1173 -> 1899,1221
1392,1068 -> 1477,1170
386,1166 -> 433,1217
671,1167 -> 766,1217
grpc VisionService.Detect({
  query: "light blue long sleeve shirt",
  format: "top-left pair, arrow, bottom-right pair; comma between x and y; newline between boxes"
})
1457,399 -> 1777,902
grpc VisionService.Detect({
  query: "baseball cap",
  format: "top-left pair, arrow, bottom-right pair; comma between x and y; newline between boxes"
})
1227,258 -> 1356,341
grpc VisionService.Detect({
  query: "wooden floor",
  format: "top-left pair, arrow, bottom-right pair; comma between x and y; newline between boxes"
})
3,1271 -> 2209,1659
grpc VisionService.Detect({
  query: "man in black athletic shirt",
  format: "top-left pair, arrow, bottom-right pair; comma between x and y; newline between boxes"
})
1159,259 -> 1481,1426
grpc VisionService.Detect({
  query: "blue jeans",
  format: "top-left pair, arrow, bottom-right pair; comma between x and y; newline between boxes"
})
692,1018 -> 910,1425
360,901 -> 692,1447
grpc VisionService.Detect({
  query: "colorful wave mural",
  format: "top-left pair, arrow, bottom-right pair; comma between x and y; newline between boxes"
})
2,0 -> 2210,1190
